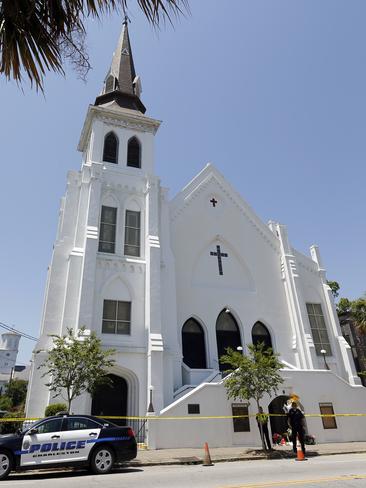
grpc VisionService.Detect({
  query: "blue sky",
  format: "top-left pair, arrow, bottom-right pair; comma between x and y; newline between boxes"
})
0,0 -> 365,364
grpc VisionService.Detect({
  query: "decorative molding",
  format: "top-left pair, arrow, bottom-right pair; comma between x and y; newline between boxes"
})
289,259 -> 298,278
78,105 -> 161,152
70,247 -> 84,257
86,226 -> 98,240
280,258 -> 286,280
99,115 -> 156,134
304,333 -> 314,348
96,257 -> 145,274
149,235 -> 160,248
101,181 -> 145,197
150,333 -> 164,352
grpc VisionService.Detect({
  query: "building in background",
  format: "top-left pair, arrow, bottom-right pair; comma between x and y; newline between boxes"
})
26,21 -> 366,448
0,332 -> 21,394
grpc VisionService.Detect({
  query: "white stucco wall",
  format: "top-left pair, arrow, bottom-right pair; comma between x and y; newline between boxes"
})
150,369 -> 366,449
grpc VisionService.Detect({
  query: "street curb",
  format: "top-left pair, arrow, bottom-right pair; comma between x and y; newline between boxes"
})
131,449 -> 366,467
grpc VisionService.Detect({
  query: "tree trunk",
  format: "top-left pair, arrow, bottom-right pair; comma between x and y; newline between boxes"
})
67,389 -> 72,414
256,400 -> 267,452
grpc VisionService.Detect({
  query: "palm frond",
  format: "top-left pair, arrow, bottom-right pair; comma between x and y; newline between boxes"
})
0,0 -> 188,90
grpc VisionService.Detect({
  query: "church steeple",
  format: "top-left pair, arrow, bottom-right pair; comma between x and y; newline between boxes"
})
95,17 -> 146,113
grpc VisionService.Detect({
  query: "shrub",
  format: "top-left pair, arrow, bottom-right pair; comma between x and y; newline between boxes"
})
6,380 -> 27,407
0,410 -> 25,434
0,396 -> 12,411
45,403 -> 67,417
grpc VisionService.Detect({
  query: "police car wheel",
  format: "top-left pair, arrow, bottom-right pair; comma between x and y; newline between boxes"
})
0,451 -> 12,480
90,445 -> 114,474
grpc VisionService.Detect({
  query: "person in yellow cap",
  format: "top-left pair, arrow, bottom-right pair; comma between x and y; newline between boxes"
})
287,401 -> 306,455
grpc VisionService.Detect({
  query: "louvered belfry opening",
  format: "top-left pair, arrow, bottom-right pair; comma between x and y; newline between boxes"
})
127,137 -> 141,168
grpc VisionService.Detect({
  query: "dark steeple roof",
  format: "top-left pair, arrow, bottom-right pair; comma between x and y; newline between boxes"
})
95,18 -> 146,113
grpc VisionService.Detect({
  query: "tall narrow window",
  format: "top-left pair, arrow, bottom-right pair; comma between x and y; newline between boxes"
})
252,322 -> 273,350
99,206 -> 117,253
127,137 -> 141,168
103,132 -> 118,164
124,210 -> 140,257
306,303 -> 332,356
102,300 -> 131,335
232,404 -> 250,432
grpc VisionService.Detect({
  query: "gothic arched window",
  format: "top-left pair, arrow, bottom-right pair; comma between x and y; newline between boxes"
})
182,318 -> 206,369
216,310 -> 242,371
252,321 -> 273,350
103,132 -> 118,164
127,136 -> 141,168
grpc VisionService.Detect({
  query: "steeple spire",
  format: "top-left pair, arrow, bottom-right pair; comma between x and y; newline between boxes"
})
95,18 -> 146,113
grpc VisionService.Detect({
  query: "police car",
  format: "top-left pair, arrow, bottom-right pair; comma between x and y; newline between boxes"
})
0,413 -> 137,480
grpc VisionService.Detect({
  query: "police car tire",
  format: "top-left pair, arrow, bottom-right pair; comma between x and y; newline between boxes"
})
0,450 -> 12,480
90,445 -> 114,475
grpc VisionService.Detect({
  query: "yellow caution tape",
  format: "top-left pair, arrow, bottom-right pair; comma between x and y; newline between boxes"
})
1,413 -> 366,422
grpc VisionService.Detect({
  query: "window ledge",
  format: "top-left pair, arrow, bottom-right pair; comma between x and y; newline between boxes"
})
97,253 -> 146,264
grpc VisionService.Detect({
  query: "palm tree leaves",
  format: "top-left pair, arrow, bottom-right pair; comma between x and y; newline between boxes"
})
0,0 -> 187,90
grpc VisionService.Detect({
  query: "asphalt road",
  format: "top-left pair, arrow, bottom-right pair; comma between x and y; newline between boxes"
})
5,453 -> 366,487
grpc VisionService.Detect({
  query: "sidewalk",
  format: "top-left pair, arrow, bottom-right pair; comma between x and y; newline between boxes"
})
131,442 -> 366,467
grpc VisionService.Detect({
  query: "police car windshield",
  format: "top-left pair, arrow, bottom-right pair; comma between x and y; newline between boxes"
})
22,416 -> 118,433
22,418 -> 48,433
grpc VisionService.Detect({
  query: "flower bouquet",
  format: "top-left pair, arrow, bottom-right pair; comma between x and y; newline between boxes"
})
305,434 -> 316,445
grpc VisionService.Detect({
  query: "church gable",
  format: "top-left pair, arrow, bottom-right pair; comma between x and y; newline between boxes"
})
169,164 -> 286,311
170,163 -> 279,255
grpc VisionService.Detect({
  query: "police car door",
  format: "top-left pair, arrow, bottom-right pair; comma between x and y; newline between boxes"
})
58,417 -> 102,462
20,418 -> 63,467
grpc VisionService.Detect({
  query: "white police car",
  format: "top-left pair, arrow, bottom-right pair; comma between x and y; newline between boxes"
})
0,413 -> 137,480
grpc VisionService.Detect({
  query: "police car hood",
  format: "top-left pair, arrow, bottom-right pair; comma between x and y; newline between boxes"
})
0,433 -> 19,441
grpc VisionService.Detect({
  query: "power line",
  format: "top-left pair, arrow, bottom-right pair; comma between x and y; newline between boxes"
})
0,322 -> 38,341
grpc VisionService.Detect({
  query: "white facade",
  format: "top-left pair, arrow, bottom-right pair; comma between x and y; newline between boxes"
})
26,24 -> 366,447
0,333 -> 20,375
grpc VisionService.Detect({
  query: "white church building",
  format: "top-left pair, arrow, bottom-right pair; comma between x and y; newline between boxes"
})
26,21 -> 366,448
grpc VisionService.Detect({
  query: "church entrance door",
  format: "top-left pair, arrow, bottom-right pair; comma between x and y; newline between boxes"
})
216,310 -> 242,372
91,374 -> 127,426
182,318 -> 207,369
268,395 -> 289,439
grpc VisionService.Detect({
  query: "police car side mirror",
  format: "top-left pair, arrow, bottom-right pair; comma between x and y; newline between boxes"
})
28,428 -> 38,435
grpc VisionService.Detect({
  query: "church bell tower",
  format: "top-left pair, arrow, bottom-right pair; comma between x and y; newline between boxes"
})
26,19 -> 166,417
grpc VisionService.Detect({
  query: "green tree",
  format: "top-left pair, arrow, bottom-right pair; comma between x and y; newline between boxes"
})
5,379 -> 28,408
337,295 -> 366,334
0,0 -> 187,90
39,328 -> 115,413
327,280 -> 340,299
220,343 -> 283,452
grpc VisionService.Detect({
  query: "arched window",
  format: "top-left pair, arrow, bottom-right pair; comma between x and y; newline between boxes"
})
216,310 -> 242,371
103,132 -> 118,164
127,137 -> 141,168
182,319 -> 206,369
252,321 -> 272,350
